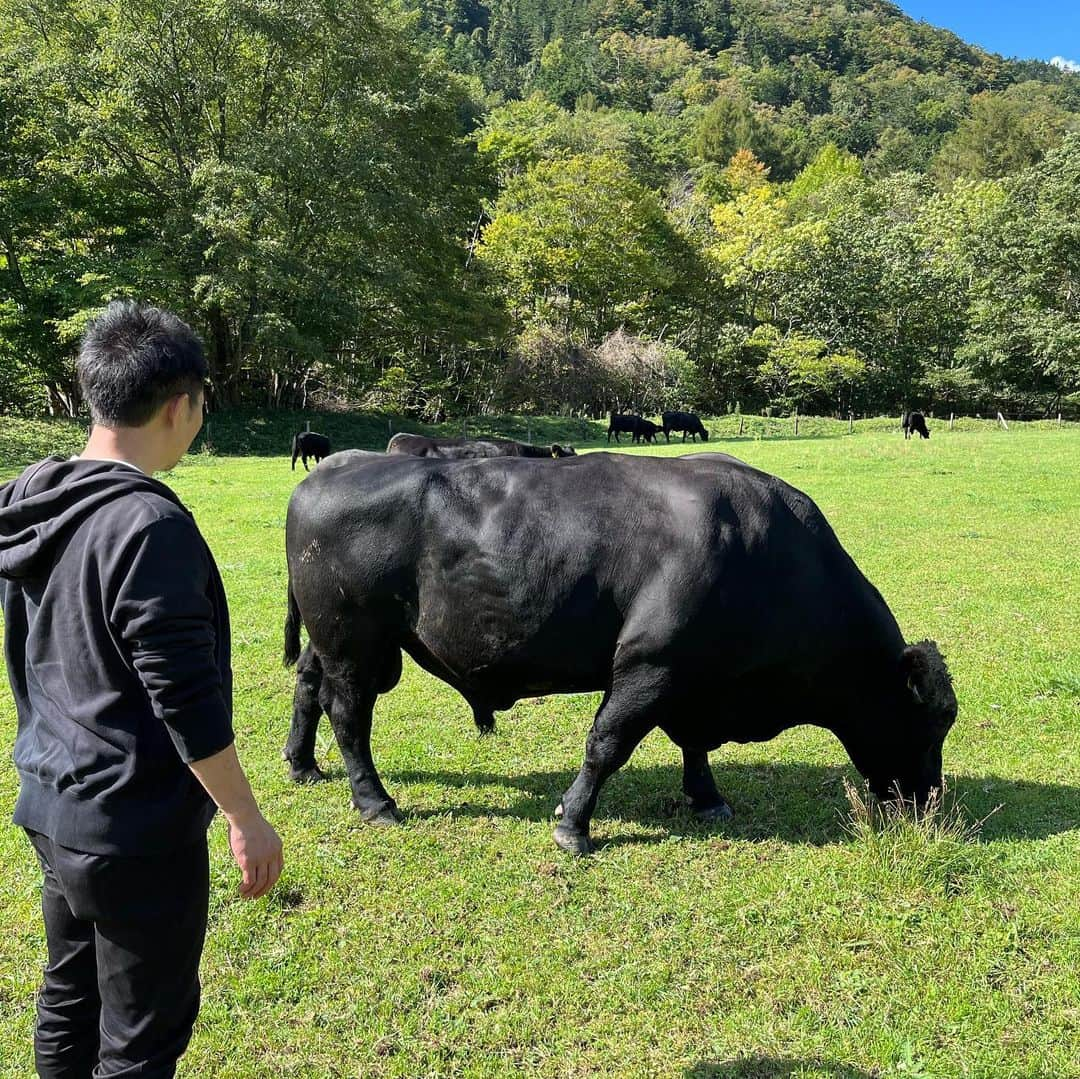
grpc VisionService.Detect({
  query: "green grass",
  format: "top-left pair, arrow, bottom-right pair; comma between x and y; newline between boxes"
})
1,427 -> 1078,1078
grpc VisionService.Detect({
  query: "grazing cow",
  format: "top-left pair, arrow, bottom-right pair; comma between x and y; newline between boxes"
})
663,410 -> 709,443
633,419 -> 663,444
607,414 -> 646,443
291,430 -> 332,471
902,412 -> 931,439
284,451 -> 957,854
387,433 -> 575,459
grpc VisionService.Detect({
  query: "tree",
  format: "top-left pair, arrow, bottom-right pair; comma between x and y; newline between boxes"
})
478,153 -> 693,339
1,0 -> 495,406
934,84 -> 1078,183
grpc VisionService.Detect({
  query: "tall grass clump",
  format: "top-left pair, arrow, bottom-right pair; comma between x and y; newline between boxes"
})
842,779 -> 999,896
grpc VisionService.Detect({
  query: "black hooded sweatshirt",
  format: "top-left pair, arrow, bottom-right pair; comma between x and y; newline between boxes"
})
0,456 -> 234,855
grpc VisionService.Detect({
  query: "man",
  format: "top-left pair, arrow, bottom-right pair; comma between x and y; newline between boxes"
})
0,301 -> 283,1077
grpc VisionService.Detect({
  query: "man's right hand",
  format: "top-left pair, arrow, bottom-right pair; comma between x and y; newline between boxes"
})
226,809 -> 284,900
188,742 -> 284,900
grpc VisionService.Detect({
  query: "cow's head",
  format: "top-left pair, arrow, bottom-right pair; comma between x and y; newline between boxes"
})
845,640 -> 957,807
551,444 -> 576,457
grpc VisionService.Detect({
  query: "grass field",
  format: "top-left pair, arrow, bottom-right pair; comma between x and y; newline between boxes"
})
0,424 -> 1078,1078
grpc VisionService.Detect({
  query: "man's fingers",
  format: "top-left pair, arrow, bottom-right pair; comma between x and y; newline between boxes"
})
239,859 -> 254,897
266,854 -> 283,893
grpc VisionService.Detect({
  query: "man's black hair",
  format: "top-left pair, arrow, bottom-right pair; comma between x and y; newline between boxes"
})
78,301 -> 207,427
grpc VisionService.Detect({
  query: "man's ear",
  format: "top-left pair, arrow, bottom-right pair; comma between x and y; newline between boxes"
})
161,391 -> 196,430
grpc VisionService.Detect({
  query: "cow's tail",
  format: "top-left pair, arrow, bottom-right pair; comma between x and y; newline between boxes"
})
284,577 -> 303,667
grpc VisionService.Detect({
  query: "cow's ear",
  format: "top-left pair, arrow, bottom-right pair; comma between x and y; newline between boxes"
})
900,644 -> 928,704
900,640 -> 955,715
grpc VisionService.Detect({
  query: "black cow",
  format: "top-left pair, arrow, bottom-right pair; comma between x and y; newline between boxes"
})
902,412 -> 930,439
663,411 -> 708,442
291,430 -> 332,471
607,414 -> 645,443
387,433 -> 575,459
284,451 -> 956,854
633,419 -> 663,444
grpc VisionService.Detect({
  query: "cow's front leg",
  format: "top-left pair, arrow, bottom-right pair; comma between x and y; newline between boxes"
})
326,674 -> 402,825
282,644 -> 328,783
681,748 -> 733,821
554,667 -> 663,854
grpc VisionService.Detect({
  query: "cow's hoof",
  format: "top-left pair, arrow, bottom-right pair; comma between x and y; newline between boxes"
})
289,764 -> 327,785
692,800 -> 734,822
359,803 -> 404,826
553,826 -> 594,855
553,802 -> 564,819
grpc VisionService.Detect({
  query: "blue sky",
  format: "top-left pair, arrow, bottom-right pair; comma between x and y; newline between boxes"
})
898,1 -> 1080,69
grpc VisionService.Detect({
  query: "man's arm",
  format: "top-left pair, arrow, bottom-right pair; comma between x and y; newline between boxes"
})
188,744 -> 283,900
112,515 -> 282,898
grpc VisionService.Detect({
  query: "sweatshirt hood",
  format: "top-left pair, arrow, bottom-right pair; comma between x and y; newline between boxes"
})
0,456 -> 186,581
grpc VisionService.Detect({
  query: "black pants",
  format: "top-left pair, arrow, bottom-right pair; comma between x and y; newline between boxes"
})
25,830 -> 210,1079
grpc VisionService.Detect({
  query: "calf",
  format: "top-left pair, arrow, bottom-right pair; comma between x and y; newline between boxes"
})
633,419 -> 663,444
902,412 -> 930,439
291,431 -> 331,471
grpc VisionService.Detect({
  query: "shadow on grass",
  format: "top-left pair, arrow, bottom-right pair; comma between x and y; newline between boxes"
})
371,760 -> 1080,846
686,1059 -> 875,1078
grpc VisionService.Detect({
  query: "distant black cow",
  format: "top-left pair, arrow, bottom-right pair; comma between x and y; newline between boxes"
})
291,431 -> 331,471
633,419 -> 663,444
386,433 -> 575,459
663,411 -> 708,443
284,450 -> 957,853
902,412 -> 930,439
607,414 -> 645,443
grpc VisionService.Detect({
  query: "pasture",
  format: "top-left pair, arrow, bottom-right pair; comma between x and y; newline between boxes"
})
1,424 -> 1078,1078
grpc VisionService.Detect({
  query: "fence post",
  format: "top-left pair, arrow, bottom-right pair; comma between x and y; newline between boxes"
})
949,413 -> 954,430
738,416 -> 745,437
1058,413 -> 1062,426
205,422 -> 212,450
527,420 -> 532,444
305,420 -> 311,433
848,411 -> 853,434
462,418 -> 467,438
388,419 -> 392,440
997,412 -> 1009,431
794,407 -> 799,436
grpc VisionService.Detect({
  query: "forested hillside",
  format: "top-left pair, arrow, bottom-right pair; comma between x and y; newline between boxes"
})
2,0 -> 1078,419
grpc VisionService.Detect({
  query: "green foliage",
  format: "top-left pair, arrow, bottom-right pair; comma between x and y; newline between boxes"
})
0,0 -> 498,407
478,153 -> 693,339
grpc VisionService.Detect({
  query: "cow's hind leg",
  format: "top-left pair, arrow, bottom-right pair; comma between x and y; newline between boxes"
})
283,644 -> 328,783
680,748 -> 733,821
554,667 -> 665,855
324,650 -> 404,825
